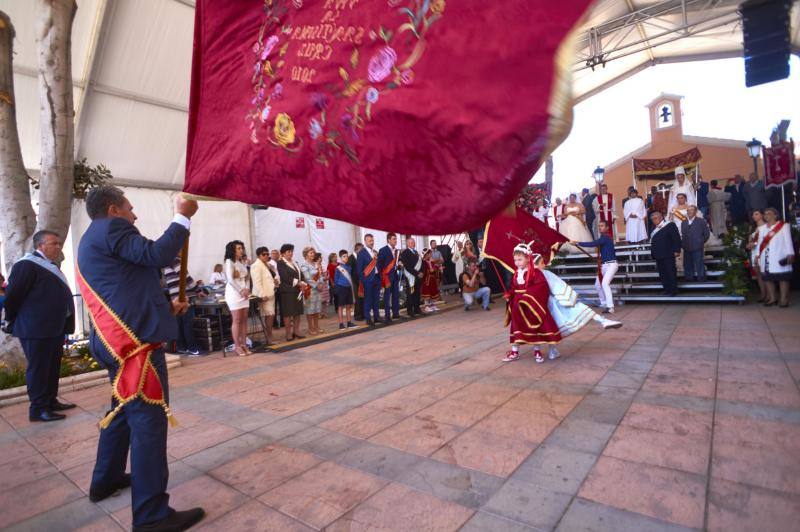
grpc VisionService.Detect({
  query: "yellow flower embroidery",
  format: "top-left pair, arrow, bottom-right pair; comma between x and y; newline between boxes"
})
431,0 -> 445,15
274,113 -> 296,146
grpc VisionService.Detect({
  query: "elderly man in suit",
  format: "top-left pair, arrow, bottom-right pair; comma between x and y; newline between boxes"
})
743,172 -> 768,214
3,230 -> 75,422
399,236 -> 424,317
649,211 -> 682,296
377,232 -> 402,323
681,205 -> 711,282
357,234 -> 381,326
77,186 -> 204,532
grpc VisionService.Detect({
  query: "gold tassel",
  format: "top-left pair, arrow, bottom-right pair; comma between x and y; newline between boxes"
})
163,405 -> 179,427
98,402 -> 125,429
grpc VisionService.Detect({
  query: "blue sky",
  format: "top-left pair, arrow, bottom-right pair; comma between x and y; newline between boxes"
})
537,56 -> 800,199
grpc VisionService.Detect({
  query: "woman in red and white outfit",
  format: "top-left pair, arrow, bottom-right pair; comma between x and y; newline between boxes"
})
757,208 -> 795,307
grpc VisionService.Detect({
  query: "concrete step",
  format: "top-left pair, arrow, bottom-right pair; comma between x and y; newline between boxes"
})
557,270 -> 723,282
624,282 -> 724,291
552,258 -> 723,271
559,245 -> 725,261
618,293 -> 745,303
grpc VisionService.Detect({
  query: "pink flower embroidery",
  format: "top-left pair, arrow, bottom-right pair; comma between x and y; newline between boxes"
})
260,105 -> 271,123
367,47 -> 397,83
261,35 -> 279,60
272,83 -> 283,99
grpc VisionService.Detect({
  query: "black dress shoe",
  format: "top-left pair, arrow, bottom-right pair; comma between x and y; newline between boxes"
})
366,320 -> 375,327
29,410 -> 66,422
51,400 -> 77,411
89,473 -> 131,502
132,508 -> 206,532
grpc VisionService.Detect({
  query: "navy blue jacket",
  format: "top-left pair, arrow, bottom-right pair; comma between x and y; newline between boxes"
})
376,245 -> 400,284
650,222 -> 682,260
4,253 -> 75,339
578,235 -> 617,262
77,217 -> 188,344
356,247 -> 378,284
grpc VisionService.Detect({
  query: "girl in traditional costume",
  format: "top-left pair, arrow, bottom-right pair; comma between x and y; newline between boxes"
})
501,244 -> 561,363
420,248 -> 442,312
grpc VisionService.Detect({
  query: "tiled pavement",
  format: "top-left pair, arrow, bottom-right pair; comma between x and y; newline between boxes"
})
2,304 -> 800,531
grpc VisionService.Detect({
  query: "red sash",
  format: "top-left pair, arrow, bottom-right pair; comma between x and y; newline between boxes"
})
76,267 -> 177,429
363,256 -> 377,278
554,205 -> 564,230
381,256 -> 397,289
358,254 -> 378,297
758,221 -> 785,258
597,194 -> 615,237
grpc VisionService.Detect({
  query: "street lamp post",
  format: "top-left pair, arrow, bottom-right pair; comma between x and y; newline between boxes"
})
746,138 -> 762,178
593,166 -> 604,194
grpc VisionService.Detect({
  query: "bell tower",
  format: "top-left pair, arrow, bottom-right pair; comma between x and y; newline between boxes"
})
646,93 -> 683,141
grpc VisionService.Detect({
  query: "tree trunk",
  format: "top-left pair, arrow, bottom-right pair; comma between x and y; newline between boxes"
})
35,0 -> 77,239
0,11 -> 37,369
0,12 -> 36,273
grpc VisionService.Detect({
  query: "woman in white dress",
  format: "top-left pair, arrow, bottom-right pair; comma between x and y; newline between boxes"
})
558,193 -> 593,253
745,209 -> 768,302
757,208 -> 795,307
224,240 -> 251,356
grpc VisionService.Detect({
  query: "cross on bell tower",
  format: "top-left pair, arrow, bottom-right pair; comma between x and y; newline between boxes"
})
646,94 -> 682,137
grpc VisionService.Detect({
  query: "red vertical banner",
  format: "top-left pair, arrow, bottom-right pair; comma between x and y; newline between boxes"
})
184,0 -> 592,234
763,141 -> 797,189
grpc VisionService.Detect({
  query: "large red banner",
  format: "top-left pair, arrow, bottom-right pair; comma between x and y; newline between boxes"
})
184,0 -> 592,234
763,141 -> 797,189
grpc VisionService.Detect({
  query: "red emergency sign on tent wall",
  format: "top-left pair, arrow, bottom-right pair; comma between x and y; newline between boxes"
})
315,218 -> 325,229
295,217 -> 305,228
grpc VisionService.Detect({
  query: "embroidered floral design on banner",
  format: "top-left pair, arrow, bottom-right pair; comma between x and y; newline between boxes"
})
245,0 -> 444,165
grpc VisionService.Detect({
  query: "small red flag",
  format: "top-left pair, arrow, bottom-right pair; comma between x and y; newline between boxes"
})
483,206 -> 567,271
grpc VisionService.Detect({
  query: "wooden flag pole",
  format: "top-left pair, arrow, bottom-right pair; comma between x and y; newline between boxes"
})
178,235 -> 190,303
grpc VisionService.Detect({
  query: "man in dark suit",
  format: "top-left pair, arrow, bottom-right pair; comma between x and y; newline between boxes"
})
349,243 -> 363,320
357,234 -> 381,325
3,230 -> 76,422
649,211 -> 682,296
581,188 -> 597,238
377,233 -> 402,323
680,206 -> 710,282
77,186 -> 204,532
399,236 -> 423,317
724,175 -> 747,225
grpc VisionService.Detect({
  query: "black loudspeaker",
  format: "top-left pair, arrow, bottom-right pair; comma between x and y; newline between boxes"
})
739,0 -> 792,87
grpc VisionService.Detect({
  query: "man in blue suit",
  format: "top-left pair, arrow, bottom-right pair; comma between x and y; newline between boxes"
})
77,186 -> 204,532
377,232 -> 402,323
4,230 -> 76,422
357,233 -> 381,326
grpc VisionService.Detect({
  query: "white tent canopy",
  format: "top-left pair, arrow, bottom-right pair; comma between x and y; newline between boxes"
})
2,0 -> 798,283
4,0 -> 798,187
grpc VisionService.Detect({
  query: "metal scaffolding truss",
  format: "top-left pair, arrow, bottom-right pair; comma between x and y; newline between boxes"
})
575,0 -> 743,72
